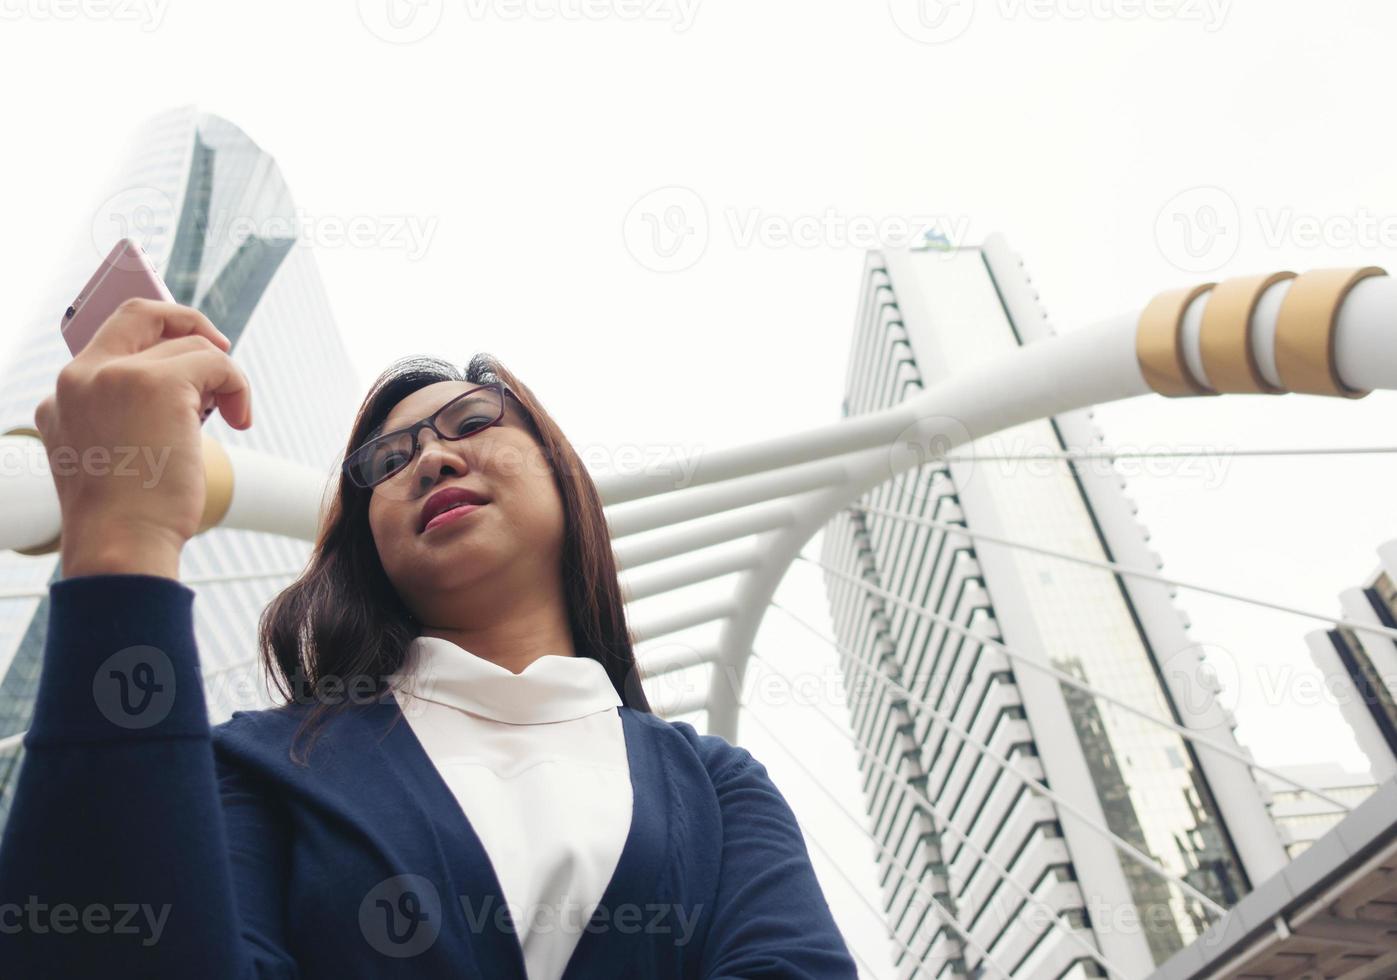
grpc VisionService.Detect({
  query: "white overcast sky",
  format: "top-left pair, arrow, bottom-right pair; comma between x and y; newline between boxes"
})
4,1 -> 1397,972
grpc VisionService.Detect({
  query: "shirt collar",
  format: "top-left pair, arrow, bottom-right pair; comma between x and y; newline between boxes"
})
391,635 -> 622,725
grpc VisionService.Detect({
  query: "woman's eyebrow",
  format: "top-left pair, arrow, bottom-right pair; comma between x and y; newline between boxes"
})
370,387 -> 494,441
367,415 -> 410,441
371,399 -> 445,439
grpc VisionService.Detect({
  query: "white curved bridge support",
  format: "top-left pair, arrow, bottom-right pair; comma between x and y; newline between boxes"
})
4,252 -> 1395,730
602,259 -> 1397,740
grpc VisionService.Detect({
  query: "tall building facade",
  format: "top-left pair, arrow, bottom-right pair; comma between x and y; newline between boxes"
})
820,238 -> 1289,977
1305,539 -> 1397,783
0,105 -> 361,829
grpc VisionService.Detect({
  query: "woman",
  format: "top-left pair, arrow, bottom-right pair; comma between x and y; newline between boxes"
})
0,298 -> 858,979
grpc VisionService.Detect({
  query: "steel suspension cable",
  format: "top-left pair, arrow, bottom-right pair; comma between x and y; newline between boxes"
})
852,504 -> 1397,645
748,639 -> 1226,917
790,556 -> 1354,812
932,445 -> 1397,465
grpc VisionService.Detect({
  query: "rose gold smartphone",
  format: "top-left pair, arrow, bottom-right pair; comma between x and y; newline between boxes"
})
60,238 -> 214,421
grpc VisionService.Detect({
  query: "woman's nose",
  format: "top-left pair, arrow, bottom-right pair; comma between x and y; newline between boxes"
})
413,430 -> 469,492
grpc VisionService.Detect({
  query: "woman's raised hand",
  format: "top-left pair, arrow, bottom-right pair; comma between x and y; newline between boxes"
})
33,298 -> 253,579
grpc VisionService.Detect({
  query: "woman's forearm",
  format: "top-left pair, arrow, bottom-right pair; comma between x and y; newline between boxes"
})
0,574 -> 272,977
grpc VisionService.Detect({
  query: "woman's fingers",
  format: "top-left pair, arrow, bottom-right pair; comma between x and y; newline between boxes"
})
40,300 -> 248,576
140,333 -> 225,360
85,298 -> 231,358
163,347 -> 254,430
33,393 -> 56,441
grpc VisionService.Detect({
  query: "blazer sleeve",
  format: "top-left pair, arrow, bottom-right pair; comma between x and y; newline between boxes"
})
0,574 -> 299,978
696,738 -> 859,980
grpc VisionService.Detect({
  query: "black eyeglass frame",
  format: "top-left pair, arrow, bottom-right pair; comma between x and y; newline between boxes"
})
342,381 -> 518,489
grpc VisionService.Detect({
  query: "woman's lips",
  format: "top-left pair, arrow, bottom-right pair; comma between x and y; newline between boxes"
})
422,502 -> 487,533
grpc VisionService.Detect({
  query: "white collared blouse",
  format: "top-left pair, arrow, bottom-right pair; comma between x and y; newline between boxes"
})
387,637 -> 633,980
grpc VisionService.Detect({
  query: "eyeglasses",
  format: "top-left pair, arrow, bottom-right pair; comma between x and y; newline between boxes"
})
343,382 -> 514,489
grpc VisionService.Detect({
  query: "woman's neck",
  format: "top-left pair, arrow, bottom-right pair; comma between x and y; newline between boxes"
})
416,605 -> 577,675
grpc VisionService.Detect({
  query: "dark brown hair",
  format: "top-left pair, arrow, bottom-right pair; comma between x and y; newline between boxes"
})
258,353 -> 651,763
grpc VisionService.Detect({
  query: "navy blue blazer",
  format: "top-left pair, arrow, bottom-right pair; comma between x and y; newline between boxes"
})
0,575 -> 858,979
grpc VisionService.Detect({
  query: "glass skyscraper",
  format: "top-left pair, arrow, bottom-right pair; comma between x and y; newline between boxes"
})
822,238 -> 1288,977
0,105 -> 361,831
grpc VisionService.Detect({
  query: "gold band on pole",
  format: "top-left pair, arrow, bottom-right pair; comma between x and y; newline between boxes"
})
1274,267 -> 1386,398
199,433 -> 234,533
1136,283 -> 1216,397
1198,272 -> 1295,394
4,429 -> 235,553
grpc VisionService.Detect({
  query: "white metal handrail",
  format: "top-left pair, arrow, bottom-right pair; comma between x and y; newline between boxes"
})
793,557 -> 1355,812
855,503 -> 1397,645
750,642 -> 1227,918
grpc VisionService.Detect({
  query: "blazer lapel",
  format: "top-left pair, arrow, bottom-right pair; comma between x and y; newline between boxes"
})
355,697 -> 672,980
560,706 -> 672,979
367,694 -> 530,979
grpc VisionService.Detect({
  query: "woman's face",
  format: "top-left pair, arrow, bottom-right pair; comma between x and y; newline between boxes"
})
366,380 -> 566,622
